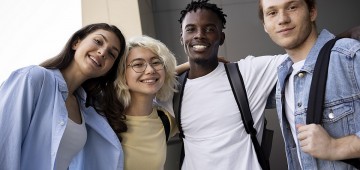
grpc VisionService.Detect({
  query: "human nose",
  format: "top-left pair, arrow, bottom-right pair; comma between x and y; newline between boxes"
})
144,62 -> 156,74
278,11 -> 291,25
194,29 -> 205,39
97,47 -> 106,58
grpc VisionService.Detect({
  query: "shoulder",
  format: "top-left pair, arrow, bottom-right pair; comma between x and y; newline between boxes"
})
237,54 -> 287,67
153,98 -> 174,117
156,106 -> 170,116
12,65 -> 53,81
3,65 -> 59,90
236,54 -> 287,76
333,38 -> 360,57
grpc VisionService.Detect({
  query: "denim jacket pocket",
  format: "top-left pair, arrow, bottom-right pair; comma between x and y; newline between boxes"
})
322,101 -> 355,137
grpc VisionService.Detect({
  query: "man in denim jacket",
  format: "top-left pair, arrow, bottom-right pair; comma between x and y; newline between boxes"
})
259,0 -> 360,169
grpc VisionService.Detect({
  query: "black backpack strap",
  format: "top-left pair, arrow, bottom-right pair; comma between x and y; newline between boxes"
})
306,38 -> 339,124
173,71 -> 188,169
158,109 -> 170,141
306,38 -> 360,169
225,63 -> 271,170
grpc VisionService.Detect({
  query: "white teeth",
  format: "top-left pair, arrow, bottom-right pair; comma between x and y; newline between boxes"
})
142,79 -> 156,83
90,56 -> 100,66
193,45 -> 207,50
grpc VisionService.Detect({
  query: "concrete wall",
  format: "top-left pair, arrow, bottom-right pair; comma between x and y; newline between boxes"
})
81,0 -> 158,39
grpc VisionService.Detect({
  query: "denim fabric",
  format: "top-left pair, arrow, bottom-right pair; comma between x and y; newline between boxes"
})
276,30 -> 360,170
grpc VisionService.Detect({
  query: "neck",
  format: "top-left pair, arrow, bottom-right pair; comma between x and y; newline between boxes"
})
286,28 -> 318,63
188,58 -> 218,79
60,67 -> 86,94
125,94 -> 154,116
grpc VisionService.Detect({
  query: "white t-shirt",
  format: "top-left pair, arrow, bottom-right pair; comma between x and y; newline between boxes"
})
55,113 -> 87,170
284,59 -> 305,169
178,55 -> 286,170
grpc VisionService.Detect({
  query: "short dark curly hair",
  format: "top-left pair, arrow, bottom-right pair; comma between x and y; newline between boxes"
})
178,0 -> 227,29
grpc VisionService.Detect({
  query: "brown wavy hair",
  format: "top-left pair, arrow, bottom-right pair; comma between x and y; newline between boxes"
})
40,23 -> 127,141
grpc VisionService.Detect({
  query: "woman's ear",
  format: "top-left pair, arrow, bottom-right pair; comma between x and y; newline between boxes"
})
72,39 -> 80,50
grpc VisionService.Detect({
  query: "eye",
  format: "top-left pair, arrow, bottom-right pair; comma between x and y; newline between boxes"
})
267,11 -> 277,16
108,52 -> 116,59
107,49 -> 118,59
185,27 -> 195,32
288,5 -> 297,11
151,59 -> 163,66
131,60 -> 145,68
94,38 -> 102,45
205,26 -> 216,33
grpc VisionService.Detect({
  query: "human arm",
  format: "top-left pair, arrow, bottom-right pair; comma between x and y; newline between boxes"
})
175,56 -> 230,75
336,25 -> 360,40
297,124 -> 360,160
175,62 -> 190,75
0,66 -> 42,169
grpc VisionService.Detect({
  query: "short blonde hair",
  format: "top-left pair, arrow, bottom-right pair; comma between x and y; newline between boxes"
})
115,35 -> 178,107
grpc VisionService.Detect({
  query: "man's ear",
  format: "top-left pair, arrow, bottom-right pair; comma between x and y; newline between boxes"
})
220,32 -> 225,45
263,23 -> 268,33
180,32 -> 184,45
310,6 -> 317,22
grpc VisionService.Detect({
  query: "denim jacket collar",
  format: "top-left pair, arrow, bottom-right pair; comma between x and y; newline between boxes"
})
301,29 -> 336,73
278,29 -> 336,77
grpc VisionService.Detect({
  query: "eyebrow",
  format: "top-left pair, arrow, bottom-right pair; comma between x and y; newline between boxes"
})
132,55 -> 160,61
265,0 -> 299,10
96,34 -> 120,54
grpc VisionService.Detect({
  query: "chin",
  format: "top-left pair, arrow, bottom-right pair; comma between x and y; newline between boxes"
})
275,39 -> 299,50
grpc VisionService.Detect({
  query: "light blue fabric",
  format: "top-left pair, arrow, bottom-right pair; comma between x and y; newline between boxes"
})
276,30 -> 360,170
0,65 -> 123,170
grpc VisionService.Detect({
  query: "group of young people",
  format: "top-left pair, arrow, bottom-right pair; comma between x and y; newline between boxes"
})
0,0 -> 359,170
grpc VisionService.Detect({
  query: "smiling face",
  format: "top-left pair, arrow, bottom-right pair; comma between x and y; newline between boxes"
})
180,9 -> 225,64
261,0 -> 317,50
72,29 -> 120,79
125,47 -> 165,98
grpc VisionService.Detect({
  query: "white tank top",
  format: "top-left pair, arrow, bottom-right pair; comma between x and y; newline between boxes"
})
55,113 -> 87,170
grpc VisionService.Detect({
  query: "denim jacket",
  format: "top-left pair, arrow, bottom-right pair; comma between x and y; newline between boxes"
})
275,30 -> 360,170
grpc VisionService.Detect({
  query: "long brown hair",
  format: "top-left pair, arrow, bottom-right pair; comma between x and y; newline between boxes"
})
40,23 -> 127,141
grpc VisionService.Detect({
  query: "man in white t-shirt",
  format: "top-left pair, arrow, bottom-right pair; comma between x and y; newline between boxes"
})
169,0 -> 286,169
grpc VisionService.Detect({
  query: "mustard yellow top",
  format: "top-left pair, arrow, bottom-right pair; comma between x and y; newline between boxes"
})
121,107 -> 177,170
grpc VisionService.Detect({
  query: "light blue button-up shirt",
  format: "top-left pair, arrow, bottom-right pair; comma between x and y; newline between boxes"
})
276,30 -> 360,170
0,65 -> 123,170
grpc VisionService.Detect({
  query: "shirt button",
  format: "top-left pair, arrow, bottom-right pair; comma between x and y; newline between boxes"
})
328,112 -> 335,119
297,102 -> 302,107
298,73 -> 304,78
59,121 -> 65,126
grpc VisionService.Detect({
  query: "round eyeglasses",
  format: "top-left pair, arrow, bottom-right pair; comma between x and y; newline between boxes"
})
127,58 -> 165,73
